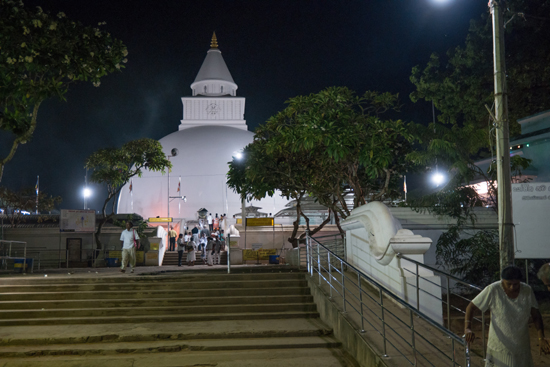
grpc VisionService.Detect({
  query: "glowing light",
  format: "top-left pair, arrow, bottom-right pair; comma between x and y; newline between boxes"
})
83,188 -> 92,198
234,152 -> 243,160
432,172 -> 445,186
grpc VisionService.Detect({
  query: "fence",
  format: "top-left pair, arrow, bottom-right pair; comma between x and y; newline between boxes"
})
305,234 -> 474,366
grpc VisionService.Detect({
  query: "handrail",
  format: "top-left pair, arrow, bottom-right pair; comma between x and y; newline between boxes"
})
396,253 -> 487,358
396,254 -> 484,292
309,237 -> 467,344
306,234 -> 471,366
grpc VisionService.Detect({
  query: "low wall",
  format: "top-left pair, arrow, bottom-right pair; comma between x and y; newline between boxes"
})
307,275 -> 388,367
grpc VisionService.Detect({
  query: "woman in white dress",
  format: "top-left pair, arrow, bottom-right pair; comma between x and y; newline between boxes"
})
186,239 -> 196,266
464,266 -> 550,366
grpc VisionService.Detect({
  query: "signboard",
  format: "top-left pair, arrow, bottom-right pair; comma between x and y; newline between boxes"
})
229,240 -> 239,248
109,250 -> 144,263
252,243 -> 263,251
246,217 -> 274,226
148,217 -> 173,223
60,210 -> 96,233
243,248 -> 277,261
512,182 -> 550,258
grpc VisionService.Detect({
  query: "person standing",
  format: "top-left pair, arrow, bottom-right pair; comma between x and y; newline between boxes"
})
205,235 -> 215,266
464,266 -> 550,366
207,213 -> 213,232
187,238 -> 196,266
176,233 -> 185,267
213,237 -> 222,265
119,221 -> 139,274
192,225 -> 199,244
168,226 -> 177,252
199,233 -> 208,263
213,213 -> 220,230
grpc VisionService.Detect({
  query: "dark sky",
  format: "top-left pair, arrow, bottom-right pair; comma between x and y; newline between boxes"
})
2,0 -> 488,212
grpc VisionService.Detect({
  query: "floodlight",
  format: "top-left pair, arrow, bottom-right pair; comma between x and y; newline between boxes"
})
431,172 -> 445,186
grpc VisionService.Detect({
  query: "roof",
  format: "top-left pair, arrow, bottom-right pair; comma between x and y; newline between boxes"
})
193,48 -> 235,84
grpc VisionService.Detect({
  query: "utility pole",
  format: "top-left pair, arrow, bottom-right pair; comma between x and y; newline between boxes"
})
490,0 -> 514,271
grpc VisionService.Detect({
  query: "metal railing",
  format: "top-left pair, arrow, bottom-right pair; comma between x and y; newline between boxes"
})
304,234 -> 473,367
395,254 -> 487,359
0,240 -> 30,272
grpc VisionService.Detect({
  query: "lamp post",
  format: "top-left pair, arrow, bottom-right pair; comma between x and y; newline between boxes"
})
489,0 -> 514,271
83,188 -> 91,210
167,148 -> 186,220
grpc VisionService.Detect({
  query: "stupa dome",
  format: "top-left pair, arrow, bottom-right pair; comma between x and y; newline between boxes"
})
116,34 -> 288,221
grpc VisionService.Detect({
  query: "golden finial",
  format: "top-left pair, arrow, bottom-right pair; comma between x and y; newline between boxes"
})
210,32 -> 218,48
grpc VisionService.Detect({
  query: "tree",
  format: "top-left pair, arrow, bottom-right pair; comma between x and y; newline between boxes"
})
228,87 -> 418,246
410,0 -> 550,139
409,155 -> 532,287
0,0 -> 127,181
0,186 -> 61,227
85,138 -> 171,250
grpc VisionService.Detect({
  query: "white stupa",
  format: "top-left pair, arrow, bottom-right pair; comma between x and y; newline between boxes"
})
117,33 -> 288,221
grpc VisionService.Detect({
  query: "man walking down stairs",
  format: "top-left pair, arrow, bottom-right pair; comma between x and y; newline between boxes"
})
0,269 -> 360,367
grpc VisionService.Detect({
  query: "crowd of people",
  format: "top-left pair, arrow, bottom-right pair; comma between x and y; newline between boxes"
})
168,214 -> 227,267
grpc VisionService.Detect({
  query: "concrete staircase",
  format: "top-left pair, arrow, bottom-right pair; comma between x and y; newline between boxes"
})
0,270 -> 359,366
162,250 -> 228,265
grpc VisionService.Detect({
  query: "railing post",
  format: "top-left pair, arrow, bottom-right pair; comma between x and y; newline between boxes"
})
416,262 -> 420,310
340,259 -> 346,312
358,272 -> 365,333
465,336 -> 471,367
410,309 -> 417,365
380,289 -> 388,357
66,250 -> 69,269
482,312 -> 486,358
451,338 -> 456,366
297,240 -> 301,270
23,243 -> 27,274
317,242 -> 321,286
327,251 -> 333,299
306,232 -> 310,274
446,276 -> 451,331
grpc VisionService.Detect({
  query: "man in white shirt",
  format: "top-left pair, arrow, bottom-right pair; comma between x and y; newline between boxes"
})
119,221 -> 139,273
207,213 -> 213,232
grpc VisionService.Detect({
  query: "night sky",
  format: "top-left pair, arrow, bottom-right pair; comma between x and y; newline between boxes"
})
2,0 -> 488,212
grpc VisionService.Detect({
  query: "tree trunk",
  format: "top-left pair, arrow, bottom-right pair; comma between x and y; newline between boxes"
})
0,102 -> 41,182
288,196 -> 302,248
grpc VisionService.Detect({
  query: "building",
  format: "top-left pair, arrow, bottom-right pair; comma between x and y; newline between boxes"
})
116,33 -> 288,223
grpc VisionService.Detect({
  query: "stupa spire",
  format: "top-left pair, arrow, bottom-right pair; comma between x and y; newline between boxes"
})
210,32 -> 218,48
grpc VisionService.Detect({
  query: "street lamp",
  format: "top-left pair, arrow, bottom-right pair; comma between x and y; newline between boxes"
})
431,172 -> 445,186
83,187 -> 91,210
167,148 -> 186,220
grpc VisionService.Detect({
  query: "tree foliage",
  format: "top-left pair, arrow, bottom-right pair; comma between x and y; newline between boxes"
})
0,186 -> 61,227
228,87 -> 418,246
410,155 -> 532,287
85,138 -> 171,249
0,0 -> 127,180
410,0 -> 550,139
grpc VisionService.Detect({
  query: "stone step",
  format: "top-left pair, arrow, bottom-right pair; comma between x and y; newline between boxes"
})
0,310 -> 320,326
0,278 -> 307,293
0,335 -> 341,358
0,319 -> 333,347
0,294 -> 314,310
0,286 -> 310,301
0,346 -> 358,367
0,302 -> 317,319
0,271 -> 304,285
